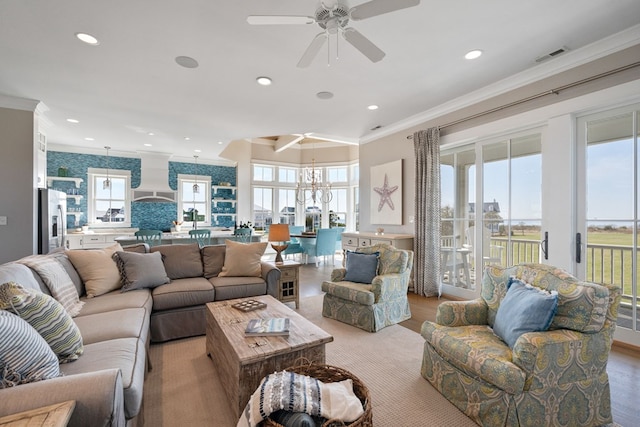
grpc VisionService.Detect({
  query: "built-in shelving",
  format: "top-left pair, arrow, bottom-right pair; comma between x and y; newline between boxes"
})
67,195 -> 83,203
47,176 -> 83,188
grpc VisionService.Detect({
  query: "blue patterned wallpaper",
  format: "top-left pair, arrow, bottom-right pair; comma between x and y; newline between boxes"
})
47,151 -> 236,230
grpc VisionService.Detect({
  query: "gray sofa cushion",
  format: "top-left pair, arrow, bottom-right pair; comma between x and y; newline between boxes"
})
151,277 -> 215,311
74,308 -> 150,345
77,288 -> 153,317
202,245 -> 225,278
60,337 -> 145,420
150,243 -> 203,279
209,276 -> 267,301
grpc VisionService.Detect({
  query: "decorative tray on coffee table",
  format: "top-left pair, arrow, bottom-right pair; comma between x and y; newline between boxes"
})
231,300 -> 267,312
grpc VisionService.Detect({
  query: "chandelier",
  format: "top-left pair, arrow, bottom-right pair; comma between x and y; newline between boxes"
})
296,157 -> 332,206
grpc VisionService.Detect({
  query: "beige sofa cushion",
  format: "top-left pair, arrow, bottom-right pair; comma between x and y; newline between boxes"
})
67,243 -> 123,298
150,243 -> 203,279
77,288 -> 153,317
152,277 -> 215,311
219,240 -> 267,277
74,308 -> 149,345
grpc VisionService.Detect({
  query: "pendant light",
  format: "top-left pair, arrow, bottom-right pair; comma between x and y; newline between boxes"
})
103,146 -> 111,190
192,155 -> 200,194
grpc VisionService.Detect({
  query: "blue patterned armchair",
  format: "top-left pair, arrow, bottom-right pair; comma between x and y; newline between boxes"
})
321,244 -> 413,332
421,263 -> 621,427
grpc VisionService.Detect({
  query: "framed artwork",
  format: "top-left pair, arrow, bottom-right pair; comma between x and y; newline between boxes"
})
370,159 -> 402,225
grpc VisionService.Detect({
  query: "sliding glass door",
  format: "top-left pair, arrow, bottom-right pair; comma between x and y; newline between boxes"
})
576,105 -> 640,344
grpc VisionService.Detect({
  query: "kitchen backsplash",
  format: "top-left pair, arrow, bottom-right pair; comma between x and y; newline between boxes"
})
48,151 -> 236,230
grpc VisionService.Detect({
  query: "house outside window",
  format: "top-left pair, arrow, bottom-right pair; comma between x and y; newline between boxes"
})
87,168 -> 131,227
178,174 -> 211,227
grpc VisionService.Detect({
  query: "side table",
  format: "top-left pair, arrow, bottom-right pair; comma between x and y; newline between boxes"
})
273,260 -> 300,308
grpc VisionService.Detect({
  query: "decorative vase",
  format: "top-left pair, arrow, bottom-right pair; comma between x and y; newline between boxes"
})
175,225 -> 182,232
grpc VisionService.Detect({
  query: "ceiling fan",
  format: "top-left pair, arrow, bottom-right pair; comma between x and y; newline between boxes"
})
247,0 -> 420,68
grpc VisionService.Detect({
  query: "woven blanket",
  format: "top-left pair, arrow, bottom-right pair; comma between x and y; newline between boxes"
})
237,371 -> 364,427
17,256 -> 84,317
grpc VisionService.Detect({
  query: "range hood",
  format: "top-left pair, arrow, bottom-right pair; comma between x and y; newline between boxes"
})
132,153 -> 176,202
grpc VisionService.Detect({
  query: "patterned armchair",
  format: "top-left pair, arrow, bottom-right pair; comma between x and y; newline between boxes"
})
321,244 -> 413,332
421,263 -> 621,427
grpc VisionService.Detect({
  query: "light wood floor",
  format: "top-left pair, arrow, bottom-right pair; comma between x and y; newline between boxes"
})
296,260 -> 640,426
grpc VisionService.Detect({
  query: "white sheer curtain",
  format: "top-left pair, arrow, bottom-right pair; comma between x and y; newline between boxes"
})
413,128 -> 441,297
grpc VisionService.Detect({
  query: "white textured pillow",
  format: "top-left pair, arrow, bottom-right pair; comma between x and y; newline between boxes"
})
67,243 -> 123,298
0,310 -> 61,388
0,282 -> 83,363
219,240 -> 267,277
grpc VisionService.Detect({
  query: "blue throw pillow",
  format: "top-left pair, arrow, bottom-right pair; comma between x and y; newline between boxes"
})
343,251 -> 379,284
493,278 -> 558,348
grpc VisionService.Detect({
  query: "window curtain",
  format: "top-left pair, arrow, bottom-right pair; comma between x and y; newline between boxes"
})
413,128 -> 441,297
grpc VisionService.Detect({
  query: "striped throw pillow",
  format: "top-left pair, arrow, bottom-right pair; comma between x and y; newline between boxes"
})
0,282 -> 83,363
0,310 -> 61,388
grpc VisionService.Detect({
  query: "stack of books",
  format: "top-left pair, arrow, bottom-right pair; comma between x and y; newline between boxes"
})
245,318 -> 290,337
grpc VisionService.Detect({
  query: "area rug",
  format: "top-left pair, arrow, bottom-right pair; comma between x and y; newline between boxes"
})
143,295 -> 478,426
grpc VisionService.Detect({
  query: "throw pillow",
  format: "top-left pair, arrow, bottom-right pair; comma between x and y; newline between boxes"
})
0,282 -> 83,363
66,243 -> 124,298
114,251 -> 170,291
493,278 -> 558,348
343,251 -> 379,284
0,310 -> 61,388
219,240 -> 268,277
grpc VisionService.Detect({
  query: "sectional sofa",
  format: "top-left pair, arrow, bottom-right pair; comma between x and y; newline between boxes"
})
0,240 -> 280,427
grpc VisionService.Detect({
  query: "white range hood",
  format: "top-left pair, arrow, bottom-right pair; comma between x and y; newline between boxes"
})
132,153 -> 176,202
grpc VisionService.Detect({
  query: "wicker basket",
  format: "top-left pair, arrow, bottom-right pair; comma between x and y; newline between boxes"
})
261,361 -> 372,427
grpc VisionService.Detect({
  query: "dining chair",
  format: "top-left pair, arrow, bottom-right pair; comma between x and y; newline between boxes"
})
333,226 -> 345,253
189,229 -> 211,247
233,228 -> 252,243
134,229 -> 163,246
300,228 -> 339,266
283,225 -> 304,261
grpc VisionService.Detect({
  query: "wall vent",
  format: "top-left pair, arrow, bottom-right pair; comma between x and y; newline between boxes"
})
535,46 -> 570,63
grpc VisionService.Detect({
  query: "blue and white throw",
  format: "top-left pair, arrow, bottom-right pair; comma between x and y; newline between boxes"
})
237,370 -> 364,427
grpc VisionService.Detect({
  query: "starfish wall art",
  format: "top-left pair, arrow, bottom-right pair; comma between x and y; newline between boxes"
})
370,160 -> 403,225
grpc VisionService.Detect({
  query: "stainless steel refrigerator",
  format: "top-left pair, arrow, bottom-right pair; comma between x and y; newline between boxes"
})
38,188 -> 67,254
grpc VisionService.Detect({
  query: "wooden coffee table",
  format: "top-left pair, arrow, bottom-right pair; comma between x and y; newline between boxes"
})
205,295 -> 333,420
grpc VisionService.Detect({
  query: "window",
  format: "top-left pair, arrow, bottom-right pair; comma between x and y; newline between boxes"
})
253,165 -> 274,182
278,167 -> 297,183
329,188 -> 348,228
87,168 -> 131,227
327,166 -> 348,183
253,187 -> 273,230
278,188 -> 297,225
178,174 -> 211,226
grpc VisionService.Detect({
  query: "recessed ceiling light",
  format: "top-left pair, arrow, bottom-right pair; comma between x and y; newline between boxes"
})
256,76 -> 272,86
66,118 -> 79,123
367,105 -> 379,110
84,137 -> 95,141
175,56 -> 199,69
316,91 -> 333,99
144,143 -> 152,147
218,141 -> 224,145
194,149 -> 201,153
184,137 -> 191,141
465,49 -> 483,60
75,32 -> 99,45
147,132 -> 154,136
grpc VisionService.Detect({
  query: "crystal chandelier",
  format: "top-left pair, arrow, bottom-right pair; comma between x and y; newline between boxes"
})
103,146 -> 111,190
296,157 -> 332,206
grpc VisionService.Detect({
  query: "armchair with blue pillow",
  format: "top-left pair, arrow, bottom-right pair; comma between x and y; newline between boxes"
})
321,243 -> 413,332
420,263 -> 621,427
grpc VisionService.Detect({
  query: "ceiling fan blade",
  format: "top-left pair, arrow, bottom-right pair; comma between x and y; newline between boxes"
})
350,0 -> 420,20
247,15 -> 315,25
297,33 -> 328,68
342,28 -> 385,63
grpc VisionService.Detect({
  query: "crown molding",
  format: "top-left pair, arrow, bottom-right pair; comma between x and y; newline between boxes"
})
360,24 -> 640,144
0,93 -> 46,113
